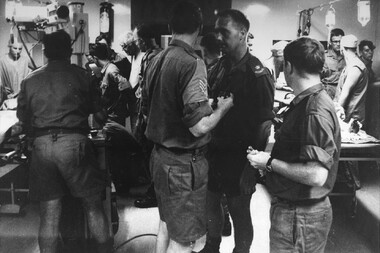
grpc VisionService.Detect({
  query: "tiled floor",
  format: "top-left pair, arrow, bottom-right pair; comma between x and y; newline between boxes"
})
0,184 -> 377,253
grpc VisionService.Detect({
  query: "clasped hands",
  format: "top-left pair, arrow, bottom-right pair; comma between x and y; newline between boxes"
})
246,146 -> 270,176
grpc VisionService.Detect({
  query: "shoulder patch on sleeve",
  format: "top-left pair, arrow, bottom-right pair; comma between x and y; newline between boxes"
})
182,58 -> 209,105
198,79 -> 208,95
248,56 -> 270,77
193,59 -> 208,96
254,65 -> 265,74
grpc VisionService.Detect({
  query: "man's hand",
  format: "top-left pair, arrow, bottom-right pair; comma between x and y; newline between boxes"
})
239,164 -> 256,195
7,92 -> 18,99
135,86 -> 142,98
189,94 -> 234,137
215,94 -> 234,110
118,80 -> 131,91
0,98 -> 18,110
100,81 -> 108,90
246,148 -> 271,170
334,102 -> 345,120
208,98 -> 214,107
10,121 -> 23,137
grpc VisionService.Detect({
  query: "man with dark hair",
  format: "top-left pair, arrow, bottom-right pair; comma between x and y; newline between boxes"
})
142,1 -> 234,252
13,30 -> 112,253
321,28 -> 346,99
199,32 -> 233,237
199,9 -> 274,253
133,23 -> 162,209
132,23 -> 162,136
96,33 -> 125,63
359,40 -> 376,83
91,42 -> 132,126
90,42 -> 140,195
247,37 -> 341,253
359,40 -> 379,138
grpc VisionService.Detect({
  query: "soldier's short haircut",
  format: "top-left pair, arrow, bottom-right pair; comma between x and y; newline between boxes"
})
43,30 -> 72,60
169,0 -> 203,35
217,9 -> 250,31
330,28 -> 344,40
90,43 -> 109,60
284,37 -> 325,75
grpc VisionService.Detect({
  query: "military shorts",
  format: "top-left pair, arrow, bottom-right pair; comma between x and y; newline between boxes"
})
150,144 -> 208,243
29,133 -> 106,201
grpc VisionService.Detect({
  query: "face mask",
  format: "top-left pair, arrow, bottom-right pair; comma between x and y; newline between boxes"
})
124,42 -> 139,56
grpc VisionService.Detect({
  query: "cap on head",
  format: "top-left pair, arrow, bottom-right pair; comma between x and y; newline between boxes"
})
340,34 -> 358,49
271,40 -> 288,57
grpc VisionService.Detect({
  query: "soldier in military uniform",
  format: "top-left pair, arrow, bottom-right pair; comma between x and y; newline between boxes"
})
142,2 -> 234,253
321,28 -> 346,99
14,30 -> 112,253
199,9 -> 275,253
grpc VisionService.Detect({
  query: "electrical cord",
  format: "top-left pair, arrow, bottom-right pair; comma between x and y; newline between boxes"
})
112,233 -> 157,252
24,30 -> 39,41
16,24 -> 38,70
71,22 -> 84,47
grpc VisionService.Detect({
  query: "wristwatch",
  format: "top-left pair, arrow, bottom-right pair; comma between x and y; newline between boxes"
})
266,157 -> 274,173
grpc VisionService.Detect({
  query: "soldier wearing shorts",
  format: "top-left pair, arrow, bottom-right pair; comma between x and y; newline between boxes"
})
14,30 -> 112,253
141,2 -> 234,252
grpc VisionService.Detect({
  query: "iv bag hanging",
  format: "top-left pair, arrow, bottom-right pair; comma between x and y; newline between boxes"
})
99,2 -> 114,43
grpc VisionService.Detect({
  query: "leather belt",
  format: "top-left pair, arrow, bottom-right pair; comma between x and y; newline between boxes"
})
155,143 -> 207,156
274,196 -> 327,206
34,128 -> 88,138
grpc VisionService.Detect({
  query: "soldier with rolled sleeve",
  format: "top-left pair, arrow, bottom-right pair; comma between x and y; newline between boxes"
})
142,1 -> 234,252
14,30 -> 112,253
248,37 -> 341,253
